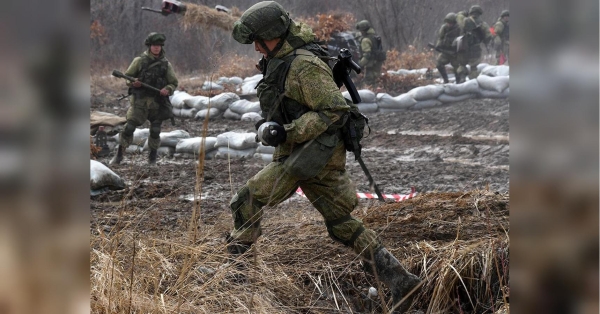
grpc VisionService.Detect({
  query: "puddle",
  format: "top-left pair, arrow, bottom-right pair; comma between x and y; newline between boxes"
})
387,129 -> 509,141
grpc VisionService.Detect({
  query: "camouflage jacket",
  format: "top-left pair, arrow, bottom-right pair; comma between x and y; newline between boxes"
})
124,50 -> 178,98
436,23 -> 461,49
462,16 -> 492,47
358,28 -> 383,67
258,22 -> 350,169
494,19 -> 509,44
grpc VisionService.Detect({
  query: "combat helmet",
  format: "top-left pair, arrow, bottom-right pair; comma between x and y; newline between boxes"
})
469,5 -> 483,16
144,32 -> 166,46
500,10 -> 509,17
355,20 -> 371,32
444,13 -> 457,23
232,1 -> 291,44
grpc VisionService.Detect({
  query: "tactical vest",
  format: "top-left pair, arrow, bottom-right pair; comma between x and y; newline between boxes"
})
361,33 -> 386,61
441,25 -> 461,48
501,22 -> 509,41
256,42 -> 330,126
136,53 -> 168,97
464,17 -> 485,47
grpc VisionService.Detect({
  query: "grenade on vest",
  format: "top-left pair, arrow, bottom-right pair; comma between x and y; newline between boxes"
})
256,121 -> 281,146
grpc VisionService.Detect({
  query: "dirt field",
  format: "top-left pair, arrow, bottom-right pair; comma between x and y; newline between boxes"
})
90,91 -> 509,313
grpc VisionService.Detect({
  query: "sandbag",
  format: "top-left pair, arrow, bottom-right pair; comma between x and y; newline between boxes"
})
408,85 -> 444,101
377,93 -> 417,110
477,75 -> 509,93
170,91 -> 193,109
125,145 -> 142,154
214,147 -> 257,159
437,93 -> 476,103
342,90 -> 376,103
476,63 -> 490,73
184,95 -> 210,110
175,137 -> 218,155
256,143 -> 275,154
254,153 -> 273,163
478,88 -> 509,99
215,132 -> 258,150
90,111 -> 126,130
172,108 -> 198,119
411,99 -> 443,109
480,65 -> 510,77
357,102 -> 379,113
113,128 -> 149,146
174,149 -> 218,160
142,130 -> 190,150
241,112 -> 263,122
202,81 -> 224,91
229,76 -> 243,85
443,79 -> 481,96
210,92 -> 240,112
241,75 -> 262,95
157,146 -> 175,157
195,108 -> 222,120
90,160 -> 125,191
229,99 -> 261,114
223,109 -> 242,120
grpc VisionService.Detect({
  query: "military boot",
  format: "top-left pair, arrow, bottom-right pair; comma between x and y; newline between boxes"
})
437,65 -> 449,83
368,248 -> 421,313
109,145 -> 124,165
148,149 -> 157,164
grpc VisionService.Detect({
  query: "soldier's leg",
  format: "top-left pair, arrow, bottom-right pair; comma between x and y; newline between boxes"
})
301,169 -> 421,311
111,100 -> 146,164
450,57 -> 460,82
229,162 -> 299,249
467,54 -> 483,79
436,54 -> 450,84
455,53 -> 468,83
148,118 -> 162,164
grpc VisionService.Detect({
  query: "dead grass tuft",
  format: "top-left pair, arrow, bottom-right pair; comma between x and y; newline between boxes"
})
181,3 -> 241,31
297,12 -> 356,41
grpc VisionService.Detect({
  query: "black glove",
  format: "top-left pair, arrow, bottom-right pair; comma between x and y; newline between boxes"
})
260,123 -> 286,147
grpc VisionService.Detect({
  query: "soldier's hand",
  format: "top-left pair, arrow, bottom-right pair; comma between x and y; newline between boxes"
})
160,88 -> 169,96
259,123 -> 286,147
132,80 -> 142,88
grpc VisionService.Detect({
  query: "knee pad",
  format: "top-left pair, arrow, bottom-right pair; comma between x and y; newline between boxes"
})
123,122 -> 136,136
150,122 -> 161,139
230,186 -> 264,230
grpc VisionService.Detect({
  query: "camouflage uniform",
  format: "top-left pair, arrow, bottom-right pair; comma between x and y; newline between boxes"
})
355,20 -> 386,88
435,13 -> 461,83
456,5 -> 492,80
231,2 -> 419,312
493,10 -> 509,64
112,33 -> 178,165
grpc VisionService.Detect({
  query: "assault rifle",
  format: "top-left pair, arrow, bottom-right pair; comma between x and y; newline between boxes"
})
331,49 -> 385,201
427,42 -> 456,55
112,70 -> 175,126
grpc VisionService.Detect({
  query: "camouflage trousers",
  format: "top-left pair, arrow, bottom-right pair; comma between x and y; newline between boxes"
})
229,161 -> 382,259
457,48 -> 482,80
119,96 -> 169,150
495,43 -> 509,65
361,62 -> 383,88
436,53 -> 459,75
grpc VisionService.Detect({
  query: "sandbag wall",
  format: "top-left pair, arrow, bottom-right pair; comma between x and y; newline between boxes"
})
172,65 -> 508,121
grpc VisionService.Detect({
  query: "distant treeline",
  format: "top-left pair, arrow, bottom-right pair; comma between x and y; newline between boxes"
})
90,0 -> 508,75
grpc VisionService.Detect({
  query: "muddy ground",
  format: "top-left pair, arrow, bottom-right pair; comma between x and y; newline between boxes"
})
90,91 -> 509,313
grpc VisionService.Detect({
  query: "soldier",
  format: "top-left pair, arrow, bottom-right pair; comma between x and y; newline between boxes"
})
456,9 -> 469,29
111,32 -> 178,165
355,20 -> 386,88
435,13 -> 461,83
456,5 -> 493,81
493,10 -> 510,65
230,1 -> 420,312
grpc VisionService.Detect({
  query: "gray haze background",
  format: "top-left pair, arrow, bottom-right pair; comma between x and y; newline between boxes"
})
0,0 -> 597,313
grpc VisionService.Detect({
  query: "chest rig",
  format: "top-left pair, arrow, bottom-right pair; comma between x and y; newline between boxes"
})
136,54 -> 168,96
256,42 -> 330,126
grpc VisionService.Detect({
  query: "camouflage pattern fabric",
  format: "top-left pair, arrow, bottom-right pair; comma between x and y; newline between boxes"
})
457,16 -> 492,79
435,23 -> 460,70
358,28 -> 384,87
230,22 -> 382,259
493,19 -> 509,64
118,50 -> 178,150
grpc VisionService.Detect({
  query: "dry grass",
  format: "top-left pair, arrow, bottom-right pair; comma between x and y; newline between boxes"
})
296,12 -> 356,41
383,46 -> 436,71
181,3 -> 241,32
91,185 -> 508,313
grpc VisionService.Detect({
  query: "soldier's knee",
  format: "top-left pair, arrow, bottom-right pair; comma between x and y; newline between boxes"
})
150,122 -> 161,139
230,186 -> 265,228
123,122 -> 137,136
